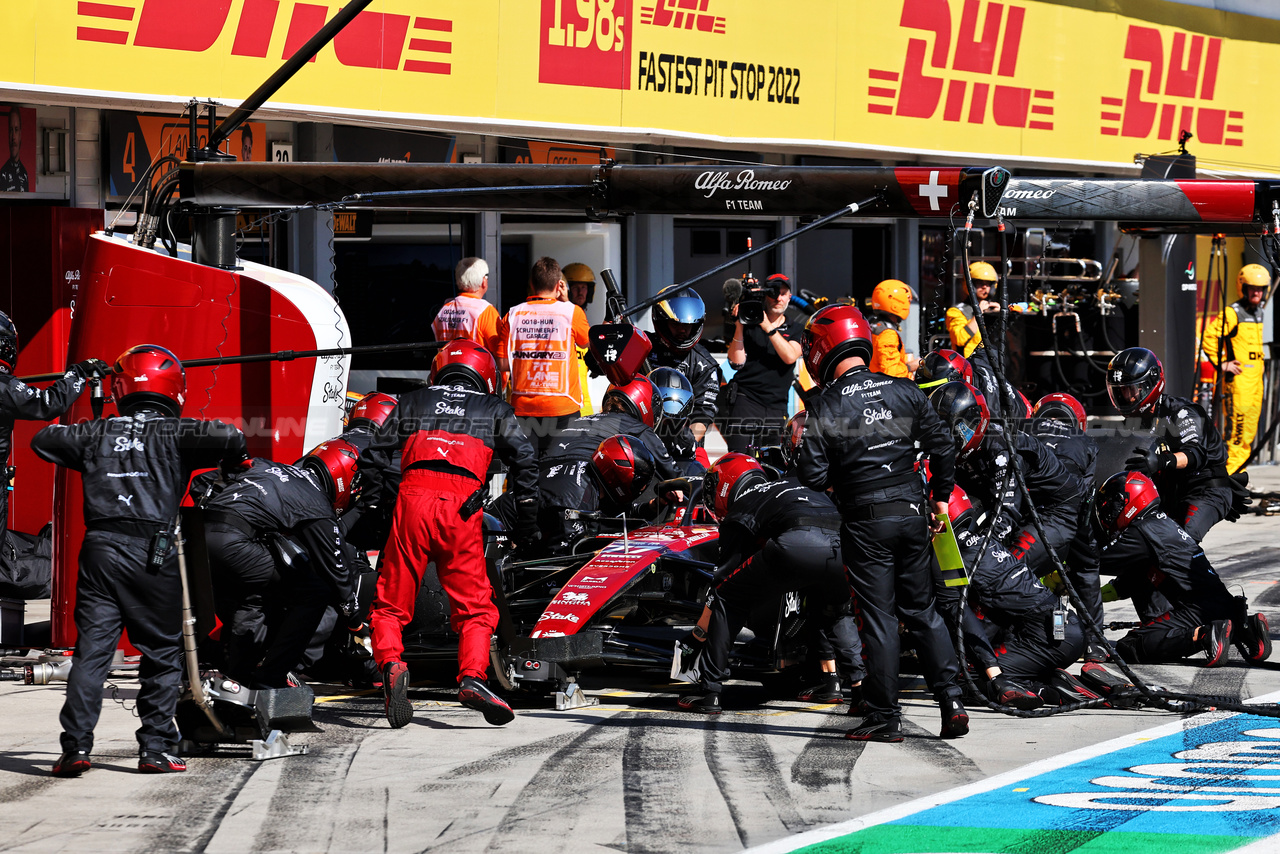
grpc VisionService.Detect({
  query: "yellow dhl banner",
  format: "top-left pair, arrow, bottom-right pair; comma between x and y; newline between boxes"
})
1,0 -> 1274,173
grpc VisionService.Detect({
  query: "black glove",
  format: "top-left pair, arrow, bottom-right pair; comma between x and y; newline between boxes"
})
513,497 -> 542,547
1125,446 -> 1175,477
220,451 -> 252,480
72,358 -> 111,380
339,594 -> 362,625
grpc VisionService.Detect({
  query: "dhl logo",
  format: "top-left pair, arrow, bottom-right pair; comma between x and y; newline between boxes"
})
1101,26 -> 1242,147
75,0 -> 452,75
867,0 -> 1053,132
639,0 -> 726,35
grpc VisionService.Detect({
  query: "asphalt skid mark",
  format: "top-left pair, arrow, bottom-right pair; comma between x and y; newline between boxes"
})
898,718 -> 985,783
470,718 -> 630,854
623,713 -> 740,854
704,715 -> 811,847
789,708 -> 862,795
142,761 -> 260,854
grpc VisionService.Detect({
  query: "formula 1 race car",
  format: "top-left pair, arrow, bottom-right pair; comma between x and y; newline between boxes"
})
397,509 -> 816,708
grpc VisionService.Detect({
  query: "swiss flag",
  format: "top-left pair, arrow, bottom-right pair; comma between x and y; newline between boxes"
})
895,168 -> 961,216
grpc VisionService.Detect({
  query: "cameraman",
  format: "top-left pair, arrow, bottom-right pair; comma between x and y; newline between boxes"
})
721,273 -> 802,454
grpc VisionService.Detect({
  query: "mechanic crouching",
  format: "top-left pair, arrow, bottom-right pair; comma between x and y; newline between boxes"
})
945,486 -> 1090,709
362,340 -> 539,729
677,453 -> 859,714
1095,471 -> 1271,668
194,445 -> 359,690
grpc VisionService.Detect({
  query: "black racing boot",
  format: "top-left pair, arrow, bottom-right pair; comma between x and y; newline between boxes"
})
845,715 -> 903,742
1078,662 -> 1140,708
1201,620 -> 1232,668
138,750 -> 187,773
1038,669 -> 1104,706
797,674 -> 843,704
458,676 -> 515,726
677,691 -> 722,715
986,674 -> 1044,710
51,748 -> 91,778
383,660 -> 413,728
1235,611 -> 1272,664
939,697 -> 969,739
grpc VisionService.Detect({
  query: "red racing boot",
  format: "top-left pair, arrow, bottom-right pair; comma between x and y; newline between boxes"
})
459,676 -> 515,726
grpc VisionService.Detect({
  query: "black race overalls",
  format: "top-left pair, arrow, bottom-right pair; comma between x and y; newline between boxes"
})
1100,510 -> 1241,664
1032,421 -> 1104,630
798,365 -> 962,722
197,459 -> 352,688
956,524 -> 1084,687
0,369 -> 88,593
958,426 -> 1085,579
32,411 -> 247,754
1128,395 -> 1233,543
704,478 -> 861,694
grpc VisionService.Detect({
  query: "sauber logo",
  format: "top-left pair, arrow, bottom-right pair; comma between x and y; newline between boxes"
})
1101,26 -> 1241,147
869,0 -> 1052,132
540,0 -> 632,90
639,0 -> 725,34
76,1 -> 453,75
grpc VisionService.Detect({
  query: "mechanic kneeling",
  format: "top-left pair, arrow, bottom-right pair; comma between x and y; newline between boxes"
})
195,446 -> 358,689
946,486 -> 1088,709
678,454 -> 854,714
1095,471 -> 1271,668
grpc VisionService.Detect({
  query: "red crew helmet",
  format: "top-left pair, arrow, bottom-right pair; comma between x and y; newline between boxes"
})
928,381 -> 990,457
702,452 -> 768,521
302,439 -> 362,514
802,304 -> 874,388
916,349 -> 974,391
602,375 -> 661,429
947,484 -> 976,529
112,344 -> 186,417
780,410 -> 809,472
349,392 -> 397,429
1033,392 -> 1087,432
1015,389 -> 1033,420
590,435 -> 656,508
431,339 -> 499,394
1095,470 -> 1161,532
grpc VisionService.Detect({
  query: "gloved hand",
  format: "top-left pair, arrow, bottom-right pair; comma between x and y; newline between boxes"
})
339,594 -> 362,624
72,358 -> 111,380
513,497 -> 542,548
1125,446 -> 1175,477
220,451 -> 252,480
1100,582 -> 1119,603
1042,570 -> 1066,595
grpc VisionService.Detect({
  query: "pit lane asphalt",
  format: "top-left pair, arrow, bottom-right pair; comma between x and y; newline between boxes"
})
2,469 -> 1279,854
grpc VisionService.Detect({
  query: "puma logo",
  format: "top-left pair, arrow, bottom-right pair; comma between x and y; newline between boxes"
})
880,463 -> 892,472
117,494 -> 133,506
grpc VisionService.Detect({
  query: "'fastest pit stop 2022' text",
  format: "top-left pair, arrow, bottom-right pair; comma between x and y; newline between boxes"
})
637,51 -> 801,104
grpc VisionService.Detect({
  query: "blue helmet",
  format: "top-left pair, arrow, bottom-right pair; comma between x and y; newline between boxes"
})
649,366 -> 695,431
650,287 -> 705,353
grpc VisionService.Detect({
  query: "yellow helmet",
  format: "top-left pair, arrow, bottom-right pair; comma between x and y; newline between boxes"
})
870,279 -> 916,319
968,261 -> 999,284
1238,263 -> 1270,290
562,262 -> 596,284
